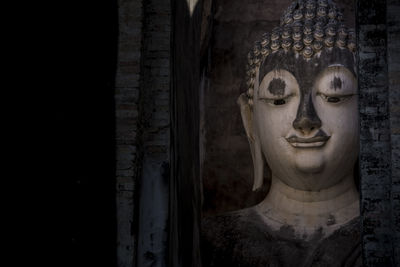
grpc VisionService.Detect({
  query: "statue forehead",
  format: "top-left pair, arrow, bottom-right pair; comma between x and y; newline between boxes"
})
259,47 -> 356,85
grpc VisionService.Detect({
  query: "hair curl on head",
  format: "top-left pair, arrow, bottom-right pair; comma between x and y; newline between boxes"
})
245,0 -> 355,106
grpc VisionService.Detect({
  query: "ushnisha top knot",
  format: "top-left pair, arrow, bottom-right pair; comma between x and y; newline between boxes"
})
245,0 -> 355,105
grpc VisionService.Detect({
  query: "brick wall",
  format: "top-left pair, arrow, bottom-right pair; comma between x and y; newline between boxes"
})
136,0 -> 171,266
358,0 -> 397,265
388,0 -> 400,265
115,0 -> 171,265
115,0 -> 142,266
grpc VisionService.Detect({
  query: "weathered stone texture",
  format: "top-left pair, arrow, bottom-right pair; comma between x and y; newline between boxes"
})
116,0 -> 143,266
388,0 -> 400,265
136,0 -> 171,266
358,0 -> 395,265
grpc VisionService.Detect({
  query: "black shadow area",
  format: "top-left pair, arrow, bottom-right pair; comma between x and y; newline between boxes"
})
61,1 -> 119,266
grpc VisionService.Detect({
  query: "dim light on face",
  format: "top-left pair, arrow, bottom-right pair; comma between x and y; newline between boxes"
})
254,58 -> 358,191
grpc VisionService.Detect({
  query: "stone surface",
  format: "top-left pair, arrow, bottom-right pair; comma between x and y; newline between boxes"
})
202,208 -> 361,267
135,0 -> 171,267
357,0 -> 396,265
388,0 -> 400,265
116,0 -> 143,266
116,0 -> 172,266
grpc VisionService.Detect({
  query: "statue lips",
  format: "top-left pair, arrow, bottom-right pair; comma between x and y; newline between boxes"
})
286,130 -> 331,148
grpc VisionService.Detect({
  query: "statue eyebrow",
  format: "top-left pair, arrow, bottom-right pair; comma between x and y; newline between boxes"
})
268,78 -> 286,96
327,63 -> 345,68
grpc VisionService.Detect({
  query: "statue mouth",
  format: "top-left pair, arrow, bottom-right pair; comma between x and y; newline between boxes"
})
286,131 -> 330,148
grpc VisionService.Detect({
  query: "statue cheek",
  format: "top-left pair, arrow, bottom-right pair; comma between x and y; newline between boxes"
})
313,97 -> 359,138
255,99 -> 299,138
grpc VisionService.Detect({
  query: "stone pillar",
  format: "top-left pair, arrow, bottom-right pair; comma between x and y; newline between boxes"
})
387,0 -> 400,265
357,0 -> 395,265
136,0 -> 171,266
116,0 -> 143,266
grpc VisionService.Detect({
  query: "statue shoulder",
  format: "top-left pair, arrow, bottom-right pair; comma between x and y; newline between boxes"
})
201,211 -> 362,267
201,207 -> 278,267
308,217 -> 362,267
202,207 -> 275,243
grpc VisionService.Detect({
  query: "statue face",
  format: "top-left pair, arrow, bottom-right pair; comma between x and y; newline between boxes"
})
254,48 -> 358,191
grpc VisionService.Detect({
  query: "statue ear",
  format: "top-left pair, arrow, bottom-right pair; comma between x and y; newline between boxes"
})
237,94 -> 264,191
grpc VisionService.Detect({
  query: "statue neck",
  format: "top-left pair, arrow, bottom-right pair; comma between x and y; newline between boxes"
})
268,174 -> 358,204
256,175 -> 359,239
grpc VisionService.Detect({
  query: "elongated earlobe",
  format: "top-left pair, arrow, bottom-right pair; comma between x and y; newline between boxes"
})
251,135 -> 264,191
237,93 -> 264,191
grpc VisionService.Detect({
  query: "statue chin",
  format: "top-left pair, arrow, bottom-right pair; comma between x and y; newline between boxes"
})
294,152 -> 325,174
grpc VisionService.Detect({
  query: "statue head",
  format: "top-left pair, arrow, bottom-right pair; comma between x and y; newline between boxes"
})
238,0 -> 358,192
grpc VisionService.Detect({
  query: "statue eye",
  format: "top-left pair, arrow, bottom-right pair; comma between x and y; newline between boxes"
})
258,93 -> 294,106
318,93 -> 354,104
273,99 -> 286,105
327,96 -> 340,103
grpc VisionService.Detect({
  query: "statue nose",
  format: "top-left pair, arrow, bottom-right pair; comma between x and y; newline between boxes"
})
292,94 -> 321,135
293,116 -> 321,134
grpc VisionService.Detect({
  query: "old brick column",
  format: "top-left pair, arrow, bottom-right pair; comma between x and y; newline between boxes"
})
358,0 -> 399,265
116,0 -> 172,266
116,0 -> 203,266
115,0 -> 143,266
388,0 -> 400,265
135,0 -> 172,266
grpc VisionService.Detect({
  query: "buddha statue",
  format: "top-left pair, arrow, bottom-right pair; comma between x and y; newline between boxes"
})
201,1 -> 361,266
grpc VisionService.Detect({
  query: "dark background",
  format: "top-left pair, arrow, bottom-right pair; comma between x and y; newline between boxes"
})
59,1 -> 119,266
